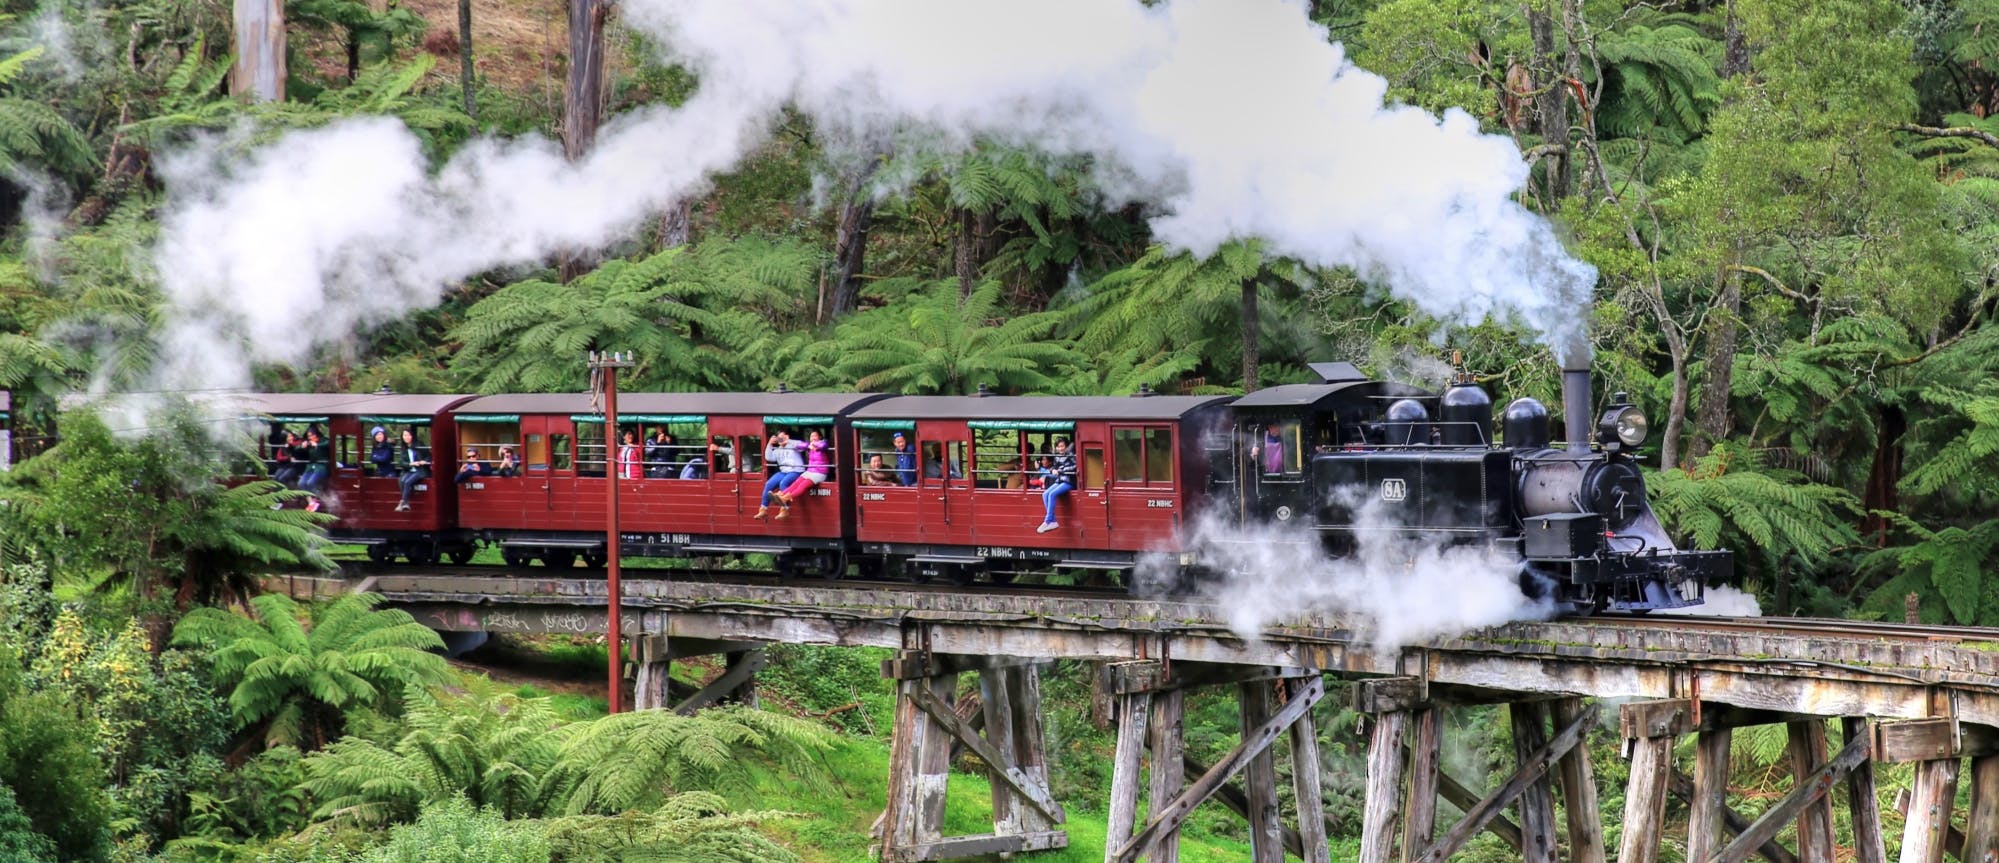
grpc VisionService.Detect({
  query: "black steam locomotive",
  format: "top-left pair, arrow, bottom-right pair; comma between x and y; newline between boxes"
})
1215,360 -> 1728,614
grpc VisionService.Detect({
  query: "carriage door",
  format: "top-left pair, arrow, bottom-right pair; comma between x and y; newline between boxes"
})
1077,435 -> 1110,540
520,415 -> 575,524
1107,425 -> 1177,550
916,421 -> 972,547
705,416 -> 763,529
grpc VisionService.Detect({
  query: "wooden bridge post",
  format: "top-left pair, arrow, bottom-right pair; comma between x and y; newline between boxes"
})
1844,718 -> 1887,863
1963,754 -> 1999,863
632,633 -> 670,711
1148,688 -> 1186,863
1354,678 -> 1422,863
1242,679 -> 1285,863
1687,721 -> 1734,863
1552,698 -> 1606,863
1619,700 -> 1685,863
1511,702 -> 1560,863
881,653 -> 1066,862
1787,721 -> 1837,863
1403,706 -> 1442,863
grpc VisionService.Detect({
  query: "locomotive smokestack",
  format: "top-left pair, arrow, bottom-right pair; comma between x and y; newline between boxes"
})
1562,355 -> 1592,452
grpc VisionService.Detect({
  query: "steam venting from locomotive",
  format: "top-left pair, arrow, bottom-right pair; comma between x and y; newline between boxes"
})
140,0 -> 1594,407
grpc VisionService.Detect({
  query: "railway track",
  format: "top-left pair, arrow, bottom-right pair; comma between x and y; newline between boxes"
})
1598,612 -> 1999,644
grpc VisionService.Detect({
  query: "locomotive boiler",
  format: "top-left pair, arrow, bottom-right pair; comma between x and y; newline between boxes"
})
1220,360 -> 1728,613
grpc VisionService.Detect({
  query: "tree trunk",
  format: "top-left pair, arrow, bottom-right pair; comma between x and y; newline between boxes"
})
1663,347 -> 1690,471
345,34 -> 360,81
1723,0 -> 1751,79
1862,407 -> 1905,546
1524,0 -> 1572,204
1690,267 -> 1741,460
562,0 -> 607,162
952,208 -> 1001,297
558,0 -> 608,282
657,200 -> 692,249
1242,277 -> 1261,393
459,0 -> 476,119
830,155 -> 885,318
230,0 -> 286,102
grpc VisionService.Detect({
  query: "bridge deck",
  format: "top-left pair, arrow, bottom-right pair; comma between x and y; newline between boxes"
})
277,573 -> 1999,727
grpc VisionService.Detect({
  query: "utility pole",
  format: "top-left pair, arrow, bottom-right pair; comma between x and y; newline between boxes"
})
589,351 -> 634,713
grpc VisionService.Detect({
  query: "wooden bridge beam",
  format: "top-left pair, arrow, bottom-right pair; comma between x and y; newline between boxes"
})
1552,698 -> 1606,863
1787,720 -> 1837,863
1402,706 -> 1442,863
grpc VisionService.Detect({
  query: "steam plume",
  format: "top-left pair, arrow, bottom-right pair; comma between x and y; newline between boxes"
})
146,0 -> 1595,397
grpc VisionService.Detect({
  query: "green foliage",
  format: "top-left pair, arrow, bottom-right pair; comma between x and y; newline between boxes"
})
0,784 -> 56,863
304,691 -> 561,826
540,793 -> 798,863
1860,518 -> 1999,625
754,645 -> 893,735
1591,21 -> 1723,143
0,646 -> 111,862
170,593 -> 448,750
1648,443 -> 1863,569
29,609 -> 231,842
357,798 -> 546,863
548,707 -> 832,816
1,409 -> 334,606
806,278 -> 1078,395
177,747 -> 310,846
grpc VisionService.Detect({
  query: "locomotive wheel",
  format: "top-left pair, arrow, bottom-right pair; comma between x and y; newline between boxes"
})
366,544 -> 394,565
541,549 -> 578,569
502,548 -> 531,568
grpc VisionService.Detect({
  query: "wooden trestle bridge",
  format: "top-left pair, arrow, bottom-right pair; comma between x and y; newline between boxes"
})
275,572 -> 1999,863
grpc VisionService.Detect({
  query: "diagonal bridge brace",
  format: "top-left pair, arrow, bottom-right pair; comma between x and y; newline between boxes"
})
1412,701 -> 1599,863
907,684 -> 1066,824
1111,676 -> 1326,863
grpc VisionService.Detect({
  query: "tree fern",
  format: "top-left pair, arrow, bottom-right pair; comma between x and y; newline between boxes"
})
171,593 -> 448,749
801,278 -> 1078,395
545,707 -> 831,816
1592,23 -> 1724,142
305,690 -> 562,826
541,793 -> 800,863
1647,443 -> 1863,568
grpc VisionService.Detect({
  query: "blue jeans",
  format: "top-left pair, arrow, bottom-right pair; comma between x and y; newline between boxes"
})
399,468 -> 430,503
299,466 -> 328,493
763,471 -> 801,506
1041,481 -> 1073,523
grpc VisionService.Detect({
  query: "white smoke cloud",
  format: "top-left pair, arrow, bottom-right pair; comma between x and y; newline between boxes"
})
1660,583 -> 1762,617
1142,505 -> 1555,654
147,0 -> 1596,400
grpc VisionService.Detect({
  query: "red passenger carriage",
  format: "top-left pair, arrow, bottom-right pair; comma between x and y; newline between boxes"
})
236,393 -> 477,563
447,392 -> 887,571
845,394 -> 1231,584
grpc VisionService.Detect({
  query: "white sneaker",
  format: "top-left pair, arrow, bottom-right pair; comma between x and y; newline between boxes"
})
396,502 -> 410,512
1036,522 -> 1058,533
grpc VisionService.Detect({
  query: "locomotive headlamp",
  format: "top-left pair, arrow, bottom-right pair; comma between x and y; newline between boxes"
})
1597,393 -> 1649,448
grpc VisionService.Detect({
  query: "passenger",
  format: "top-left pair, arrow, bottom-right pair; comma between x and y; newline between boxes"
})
455,447 -> 491,485
645,429 -> 676,478
860,454 -> 897,486
710,436 -> 735,473
890,432 -> 917,486
298,427 -> 331,493
1035,438 -> 1076,533
1001,458 -> 1026,490
1251,424 -> 1284,474
773,430 -> 831,519
495,447 -> 519,478
755,431 -> 806,520
368,426 -> 396,477
921,442 -> 963,480
394,428 -> 431,512
1026,455 -> 1051,489
617,428 -> 643,480
271,431 -> 303,487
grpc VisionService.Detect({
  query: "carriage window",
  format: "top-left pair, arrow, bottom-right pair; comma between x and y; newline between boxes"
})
552,434 -> 572,472
738,435 -> 763,473
858,430 -> 915,485
459,421 -> 521,465
639,422 -> 707,478
1082,445 -> 1106,487
1145,428 -> 1174,484
920,439 -> 964,483
526,433 -> 548,471
337,435 -> 356,467
1113,429 -> 1144,484
974,429 -> 1024,489
575,423 -> 606,476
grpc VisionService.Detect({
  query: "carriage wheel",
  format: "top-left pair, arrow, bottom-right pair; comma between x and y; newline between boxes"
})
541,549 -> 578,570
366,544 -> 394,565
404,544 -> 438,566
446,546 -> 476,566
583,549 -> 608,569
814,550 -> 846,580
502,548 -> 531,569
988,569 -> 1017,586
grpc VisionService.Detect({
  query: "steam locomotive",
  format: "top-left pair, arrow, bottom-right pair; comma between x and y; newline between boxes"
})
228,358 -> 1727,615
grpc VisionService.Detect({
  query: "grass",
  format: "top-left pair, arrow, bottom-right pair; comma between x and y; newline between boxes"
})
724,736 -> 1257,862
